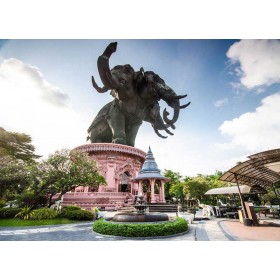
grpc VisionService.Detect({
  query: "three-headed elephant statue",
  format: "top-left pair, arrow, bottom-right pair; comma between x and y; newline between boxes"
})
87,42 -> 190,147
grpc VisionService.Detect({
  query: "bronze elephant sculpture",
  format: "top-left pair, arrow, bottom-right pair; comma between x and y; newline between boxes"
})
87,42 -> 190,147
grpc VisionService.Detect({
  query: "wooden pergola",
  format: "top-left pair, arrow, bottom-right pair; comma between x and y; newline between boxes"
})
219,148 -> 280,219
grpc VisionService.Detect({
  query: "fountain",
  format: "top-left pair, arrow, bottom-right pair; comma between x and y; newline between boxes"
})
134,193 -> 147,214
112,193 -> 169,222
94,192 -> 188,237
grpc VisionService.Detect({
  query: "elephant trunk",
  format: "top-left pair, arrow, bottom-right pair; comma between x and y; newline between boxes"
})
92,42 -> 120,92
97,42 -> 119,89
156,84 -> 190,126
150,103 -> 174,138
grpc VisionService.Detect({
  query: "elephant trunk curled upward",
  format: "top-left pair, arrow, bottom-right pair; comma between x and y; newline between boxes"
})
88,42 -> 190,147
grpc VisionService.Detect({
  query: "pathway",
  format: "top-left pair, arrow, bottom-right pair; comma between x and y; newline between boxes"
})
0,216 -> 236,241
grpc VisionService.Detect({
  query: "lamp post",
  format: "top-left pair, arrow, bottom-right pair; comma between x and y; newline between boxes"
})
181,194 -> 185,213
173,197 -> 178,217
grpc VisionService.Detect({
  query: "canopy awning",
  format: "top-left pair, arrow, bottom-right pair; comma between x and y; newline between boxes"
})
219,148 -> 280,188
205,185 -> 267,195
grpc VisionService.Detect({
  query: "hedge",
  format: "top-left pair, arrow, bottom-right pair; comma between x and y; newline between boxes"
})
59,209 -> 94,221
61,205 -> 81,211
0,208 -> 21,218
92,217 -> 188,237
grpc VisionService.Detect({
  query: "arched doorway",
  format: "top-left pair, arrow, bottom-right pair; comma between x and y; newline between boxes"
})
119,172 -> 131,192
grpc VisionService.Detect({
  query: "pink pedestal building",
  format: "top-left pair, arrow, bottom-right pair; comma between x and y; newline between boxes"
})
61,143 -> 167,210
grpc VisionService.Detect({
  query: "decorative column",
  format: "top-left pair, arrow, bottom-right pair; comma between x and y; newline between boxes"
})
115,179 -> 119,192
151,179 -> 155,203
161,181 -> 166,203
159,183 -> 162,202
138,180 -> 143,194
84,186 -> 89,193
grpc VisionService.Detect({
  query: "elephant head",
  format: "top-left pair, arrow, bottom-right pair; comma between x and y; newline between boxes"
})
136,71 -> 190,137
90,42 -> 190,143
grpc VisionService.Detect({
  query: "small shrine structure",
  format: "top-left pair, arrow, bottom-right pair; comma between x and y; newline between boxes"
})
59,145 -> 168,209
131,147 -> 169,203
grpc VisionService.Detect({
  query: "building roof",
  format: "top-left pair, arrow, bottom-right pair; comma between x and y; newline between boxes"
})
219,148 -> 280,188
205,185 -> 267,195
131,147 -> 170,182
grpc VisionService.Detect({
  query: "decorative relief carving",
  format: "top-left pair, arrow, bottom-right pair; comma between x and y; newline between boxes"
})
73,143 -> 146,191
74,143 -> 146,161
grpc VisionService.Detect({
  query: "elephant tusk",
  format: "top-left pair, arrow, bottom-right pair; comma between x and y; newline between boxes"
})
163,126 -> 174,136
91,76 -> 109,93
180,102 -> 191,109
154,127 -> 167,139
154,118 -> 174,136
173,94 -> 188,100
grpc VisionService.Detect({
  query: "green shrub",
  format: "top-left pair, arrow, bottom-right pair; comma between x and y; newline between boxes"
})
31,208 -> 58,220
60,205 -> 81,214
15,206 -> 34,220
0,200 -> 6,208
0,208 -> 21,218
60,209 -> 94,221
16,193 -> 47,208
93,217 -> 188,237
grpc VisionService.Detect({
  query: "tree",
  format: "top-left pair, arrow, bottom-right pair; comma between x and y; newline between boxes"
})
183,175 -> 211,202
0,127 -> 40,163
169,181 -> 186,201
30,149 -> 106,206
205,171 -> 231,189
163,169 -> 182,201
0,156 -> 33,199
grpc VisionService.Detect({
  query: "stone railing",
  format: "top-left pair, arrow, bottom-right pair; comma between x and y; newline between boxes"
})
65,192 -> 130,197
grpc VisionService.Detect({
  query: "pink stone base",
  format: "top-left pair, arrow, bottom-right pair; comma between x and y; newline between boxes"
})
64,143 -> 147,209
74,143 -> 146,192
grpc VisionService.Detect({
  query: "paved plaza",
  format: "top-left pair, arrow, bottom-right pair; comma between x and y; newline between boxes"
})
0,220 -> 228,241
0,210 -> 279,241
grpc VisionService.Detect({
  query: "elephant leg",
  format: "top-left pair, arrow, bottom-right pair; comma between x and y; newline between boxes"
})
126,124 -> 140,147
89,121 -> 113,143
108,101 -> 127,145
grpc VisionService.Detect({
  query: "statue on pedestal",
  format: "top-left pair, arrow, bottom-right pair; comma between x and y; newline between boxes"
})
88,42 -> 190,147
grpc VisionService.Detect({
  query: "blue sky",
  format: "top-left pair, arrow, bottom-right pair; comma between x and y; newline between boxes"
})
1,39 -> 280,176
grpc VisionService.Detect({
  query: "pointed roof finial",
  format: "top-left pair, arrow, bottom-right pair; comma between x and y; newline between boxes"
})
131,146 -> 170,182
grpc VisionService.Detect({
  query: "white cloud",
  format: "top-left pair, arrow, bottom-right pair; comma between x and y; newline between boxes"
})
227,40 -> 280,88
0,58 -> 69,107
0,58 -> 87,157
219,93 -> 280,152
214,98 -> 228,108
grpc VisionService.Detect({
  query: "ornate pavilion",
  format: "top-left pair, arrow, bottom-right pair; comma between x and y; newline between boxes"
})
131,147 -> 169,203
61,145 -> 168,210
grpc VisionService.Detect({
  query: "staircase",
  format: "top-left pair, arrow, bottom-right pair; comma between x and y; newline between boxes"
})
147,203 -> 178,213
61,192 -> 134,211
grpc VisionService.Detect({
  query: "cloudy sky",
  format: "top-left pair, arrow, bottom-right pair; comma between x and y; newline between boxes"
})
1,39 -> 280,176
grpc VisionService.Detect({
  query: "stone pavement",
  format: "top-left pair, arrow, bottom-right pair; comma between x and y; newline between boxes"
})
0,211 -> 237,241
3,210 -> 278,241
